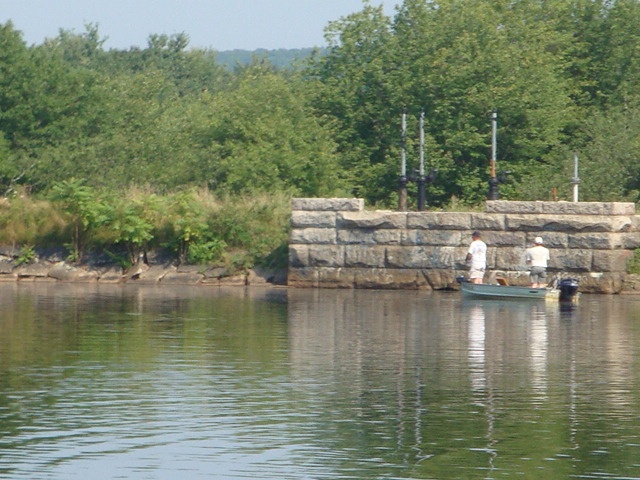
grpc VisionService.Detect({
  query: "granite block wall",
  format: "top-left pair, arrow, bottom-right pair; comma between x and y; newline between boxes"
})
288,198 -> 640,294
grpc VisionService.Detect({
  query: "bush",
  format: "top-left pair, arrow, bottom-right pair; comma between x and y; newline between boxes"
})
0,187 -> 292,270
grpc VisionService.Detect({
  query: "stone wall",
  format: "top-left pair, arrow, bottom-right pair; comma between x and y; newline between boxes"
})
288,198 -> 640,294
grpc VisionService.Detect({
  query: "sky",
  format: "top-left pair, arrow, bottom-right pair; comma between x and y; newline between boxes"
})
1,0 -> 401,51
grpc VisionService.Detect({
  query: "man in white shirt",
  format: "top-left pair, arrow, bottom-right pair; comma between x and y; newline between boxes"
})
465,231 -> 487,284
525,236 -> 550,288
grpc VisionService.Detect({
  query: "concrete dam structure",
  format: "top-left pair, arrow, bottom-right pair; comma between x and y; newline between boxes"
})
288,198 -> 640,294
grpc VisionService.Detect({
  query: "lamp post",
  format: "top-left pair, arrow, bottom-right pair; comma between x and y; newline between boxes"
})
417,111 -> 426,211
571,152 -> 580,202
399,111 -> 408,211
487,110 -> 499,200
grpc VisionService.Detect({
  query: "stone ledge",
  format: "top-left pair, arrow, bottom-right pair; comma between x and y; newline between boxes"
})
487,200 -> 635,215
291,198 -> 364,212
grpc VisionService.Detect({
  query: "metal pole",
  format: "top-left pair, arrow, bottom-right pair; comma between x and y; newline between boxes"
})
419,111 -> 425,176
401,112 -> 407,177
399,111 -> 408,211
487,110 -> 499,200
418,111 -> 426,211
572,152 -> 580,203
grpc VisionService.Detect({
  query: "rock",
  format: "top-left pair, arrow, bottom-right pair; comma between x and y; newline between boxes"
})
161,270 -> 204,285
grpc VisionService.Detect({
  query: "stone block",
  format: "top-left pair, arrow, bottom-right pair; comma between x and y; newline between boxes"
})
402,230 -> 462,246
290,227 -> 336,245
344,246 -> 386,268
506,214 -> 633,233
386,246 -> 460,269
289,245 -> 308,267
486,200 -> 542,214
338,211 -> 407,229
622,233 -> 640,250
290,211 -> 337,228
568,232 -> 627,250
385,246 -> 427,268
337,229 -> 401,245
540,201 -> 604,215
308,245 -> 345,267
553,249 -> 592,271
353,268 -> 425,289
525,232 -> 568,248
493,247 -> 527,270
606,203 -> 636,215
316,267 -> 355,288
487,200 -> 635,216
422,269 -> 461,289
470,213 -> 506,230
482,231 -> 526,247
578,272 -> 625,294
408,212 -> 472,230
592,250 -> 633,272
287,267 -> 318,287
291,198 -> 364,212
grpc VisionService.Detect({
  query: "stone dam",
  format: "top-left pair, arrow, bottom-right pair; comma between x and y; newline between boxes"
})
288,198 -> 640,294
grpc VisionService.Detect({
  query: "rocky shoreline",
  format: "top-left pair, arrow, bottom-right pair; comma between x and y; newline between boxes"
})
0,248 -> 287,287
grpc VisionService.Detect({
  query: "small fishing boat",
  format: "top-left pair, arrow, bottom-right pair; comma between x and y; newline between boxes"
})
457,277 -> 579,302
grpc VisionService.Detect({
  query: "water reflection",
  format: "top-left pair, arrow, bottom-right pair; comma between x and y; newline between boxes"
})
1,285 -> 640,479
286,289 -> 640,479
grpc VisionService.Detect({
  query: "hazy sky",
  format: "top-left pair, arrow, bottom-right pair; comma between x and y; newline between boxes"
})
1,0 -> 401,51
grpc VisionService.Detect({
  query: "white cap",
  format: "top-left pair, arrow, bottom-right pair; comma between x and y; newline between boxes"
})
534,236 -> 544,244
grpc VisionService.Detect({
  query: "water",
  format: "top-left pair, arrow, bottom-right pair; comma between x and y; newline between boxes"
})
1,283 -> 640,479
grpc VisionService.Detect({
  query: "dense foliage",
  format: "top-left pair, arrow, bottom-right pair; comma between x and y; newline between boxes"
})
2,0 -> 640,264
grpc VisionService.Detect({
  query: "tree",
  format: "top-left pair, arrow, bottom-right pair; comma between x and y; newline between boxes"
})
308,0 -> 578,205
49,178 -> 107,261
196,65 -> 346,196
308,2 -> 397,203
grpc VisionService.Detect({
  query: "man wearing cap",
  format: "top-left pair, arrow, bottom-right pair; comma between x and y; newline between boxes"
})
526,236 -> 550,288
465,231 -> 487,284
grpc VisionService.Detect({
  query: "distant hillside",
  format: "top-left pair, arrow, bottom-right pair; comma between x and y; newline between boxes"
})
214,47 -> 324,70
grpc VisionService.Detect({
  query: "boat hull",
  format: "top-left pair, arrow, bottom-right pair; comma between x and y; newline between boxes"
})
458,278 -> 579,301
460,282 -> 555,299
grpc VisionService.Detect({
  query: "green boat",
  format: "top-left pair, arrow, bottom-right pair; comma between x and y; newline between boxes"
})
457,277 -> 579,301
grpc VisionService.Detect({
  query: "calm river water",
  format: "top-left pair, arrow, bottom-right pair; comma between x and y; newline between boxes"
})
1,283 -> 640,479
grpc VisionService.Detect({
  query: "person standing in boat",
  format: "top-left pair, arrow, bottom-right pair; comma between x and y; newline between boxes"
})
466,231 -> 487,284
526,236 -> 550,288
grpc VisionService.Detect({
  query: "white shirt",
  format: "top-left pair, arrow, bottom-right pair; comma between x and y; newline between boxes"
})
526,245 -> 550,267
467,239 -> 487,269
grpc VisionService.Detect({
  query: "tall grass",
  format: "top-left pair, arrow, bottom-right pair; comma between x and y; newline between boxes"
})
0,192 -> 67,248
0,187 -> 292,270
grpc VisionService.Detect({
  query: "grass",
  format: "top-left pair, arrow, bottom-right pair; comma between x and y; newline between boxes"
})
0,187 -> 292,271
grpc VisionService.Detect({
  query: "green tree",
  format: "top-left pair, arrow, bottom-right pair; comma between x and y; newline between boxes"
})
197,65 -> 346,196
576,100 -> 640,202
106,193 -> 161,265
49,178 -> 107,261
309,2 -> 397,203
308,0 -> 577,205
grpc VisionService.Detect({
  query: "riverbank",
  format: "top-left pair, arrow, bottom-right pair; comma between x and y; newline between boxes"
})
4,248 -> 640,294
0,247 -> 287,286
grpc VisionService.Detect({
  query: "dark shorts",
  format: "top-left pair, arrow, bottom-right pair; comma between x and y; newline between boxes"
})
530,266 -> 547,283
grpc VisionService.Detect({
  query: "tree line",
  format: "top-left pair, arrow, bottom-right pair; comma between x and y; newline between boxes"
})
3,0 -> 640,205
1,0 -> 640,264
